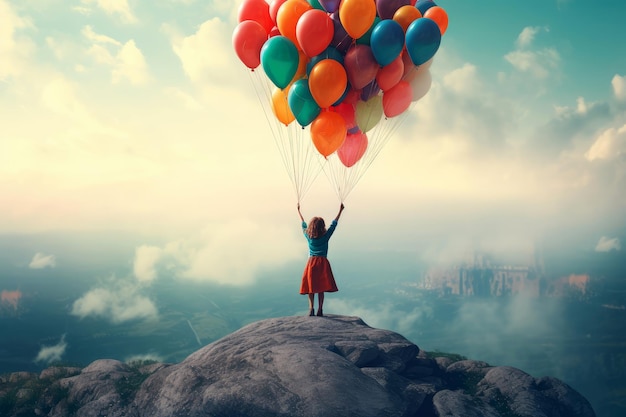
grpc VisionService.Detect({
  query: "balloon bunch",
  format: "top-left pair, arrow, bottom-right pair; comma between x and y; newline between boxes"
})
233,0 -> 447,198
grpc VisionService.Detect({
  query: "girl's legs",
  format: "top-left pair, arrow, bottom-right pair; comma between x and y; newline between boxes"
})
308,294 -> 315,316
317,292 -> 325,316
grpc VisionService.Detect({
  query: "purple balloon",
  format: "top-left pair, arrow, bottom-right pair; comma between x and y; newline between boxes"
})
319,0 -> 340,13
376,0 -> 410,20
360,80 -> 381,101
344,45 -> 379,89
330,12 -> 352,54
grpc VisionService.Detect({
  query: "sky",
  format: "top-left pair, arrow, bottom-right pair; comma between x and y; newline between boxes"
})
1,0 -> 625,328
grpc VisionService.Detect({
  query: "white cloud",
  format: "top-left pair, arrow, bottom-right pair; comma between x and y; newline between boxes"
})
505,26 -> 559,79
111,40 -> 150,84
165,17 -> 239,86
34,335 -> 67,364
71,281 -> 158,323
516,26 -> 541,49
81,25 -> 121,46
585,124 -> 626,161
0,0 -> 35,79
81,0 -> 137,24
29,252 -> 57,269
595,236 -> 621,252
612,74 -> 626,101
505,48 -> 560,79
133,245 -> 163,283
128,219 -> 301,286
82,26 -> 150,84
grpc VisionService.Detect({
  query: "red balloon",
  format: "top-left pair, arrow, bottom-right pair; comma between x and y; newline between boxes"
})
238,0 -> 273,34
232,20 -> 268,69
269,0 -> 288,24
296,9 -> 334,57
344,45 -> 379,89
338,131 -> 368,167
382,80 -> 412,117
376,55 -> 404,91
333,102 -> 356,131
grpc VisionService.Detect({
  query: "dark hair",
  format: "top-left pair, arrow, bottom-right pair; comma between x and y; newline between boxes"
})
306,217 -> 326,239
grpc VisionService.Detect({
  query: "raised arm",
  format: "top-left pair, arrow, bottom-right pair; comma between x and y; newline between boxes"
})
334,203 -> 345,222
297,203 -> 305,222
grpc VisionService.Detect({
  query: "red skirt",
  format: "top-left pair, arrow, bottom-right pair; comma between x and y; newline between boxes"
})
300,256 -> 339,294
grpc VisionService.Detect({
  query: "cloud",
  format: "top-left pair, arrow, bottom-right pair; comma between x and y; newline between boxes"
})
34,335 -> 67,364
505,26 -> 560,79
585,124 -> 626,161
124,353 -> 164,364
131,219 -> 302,286
29,252 -> 57,269
82,26 -> 150,84
164,17 -> 239,86
0,0 -> 36,79
133,245 -> 163,283
516,26 -> 542,49
1,290 -> 22,310
595,236 -> 621,252
612,74 -> 626,101
80,0 -> 137,24
71,280 -> 158,323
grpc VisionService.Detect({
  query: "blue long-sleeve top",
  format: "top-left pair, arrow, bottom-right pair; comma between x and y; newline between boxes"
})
302,220 -> 337,257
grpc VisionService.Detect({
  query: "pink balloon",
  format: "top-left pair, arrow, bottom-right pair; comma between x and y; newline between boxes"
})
269,0 -> 288,24
338,131 -> 368,167
232,20 -> 268,69
376,55 -> 404,91
296,9 -> 334,57
344,45 -> 379,89
382,80 -> 412,117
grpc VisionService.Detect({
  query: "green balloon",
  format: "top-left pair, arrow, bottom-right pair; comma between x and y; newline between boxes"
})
355,95 -> 383,132
357,17 -> 380,46
307,0 -> 324,10
261,36 -> 299,89
288,79 -> 321,127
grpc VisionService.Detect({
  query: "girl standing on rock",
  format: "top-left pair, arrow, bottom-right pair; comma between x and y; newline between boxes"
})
297,203 -> 345,317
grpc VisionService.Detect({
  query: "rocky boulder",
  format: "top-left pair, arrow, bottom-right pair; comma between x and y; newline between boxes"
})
1,315 -> 596,417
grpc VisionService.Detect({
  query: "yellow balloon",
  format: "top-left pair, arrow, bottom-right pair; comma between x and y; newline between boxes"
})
271,86 -> 295,125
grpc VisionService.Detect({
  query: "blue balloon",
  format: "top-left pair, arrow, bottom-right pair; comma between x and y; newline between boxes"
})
405,17 -> 441,66
306,47 -> 344,76
370,19 -> 405,67
415,0 -> 436,14
288,79 -> 321,127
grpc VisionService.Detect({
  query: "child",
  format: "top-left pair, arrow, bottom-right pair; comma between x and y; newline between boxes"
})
297,203 -> 345,317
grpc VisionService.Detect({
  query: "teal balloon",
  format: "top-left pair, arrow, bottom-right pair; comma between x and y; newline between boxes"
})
307,0 -> 325,10
405,17 -> 441,66
356,17 -> 380,46
261,36 -> 299,89
288,79 -> 321,126
306,47 -> 344,76
370,19 -> 405,67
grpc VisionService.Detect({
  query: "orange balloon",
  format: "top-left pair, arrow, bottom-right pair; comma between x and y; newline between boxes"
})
271,86 -> 295,125
339,0 -> 376,39
290,49 -> 308,84
393,5 -> 422,33
424,6 -> 448,35
276,0 -> 312,50
309,59 -> 348,108
310,110 -> 347,157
